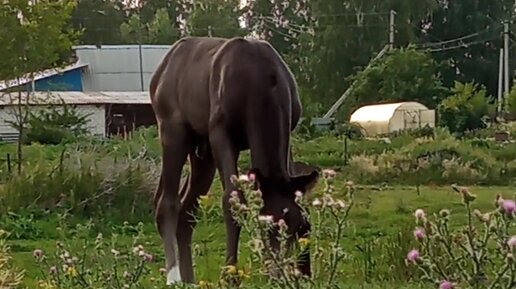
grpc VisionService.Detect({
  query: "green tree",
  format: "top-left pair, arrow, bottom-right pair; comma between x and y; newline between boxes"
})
120,8 -> 180,44
241,0 -> 318,114
299,0 -> 437,115
71,0 -> 126,45
346,47 -> 448,118
186,0 -> 246,38
506,81 -> 516,118
438,81 -> 496,134
418,0 -> 513,97
0,0 -> 80,173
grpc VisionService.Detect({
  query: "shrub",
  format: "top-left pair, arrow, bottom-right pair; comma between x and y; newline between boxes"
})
0,148 -> 159,223
438,82 -> 495,134
24,101 -> 90,145
507,82 -> 516,119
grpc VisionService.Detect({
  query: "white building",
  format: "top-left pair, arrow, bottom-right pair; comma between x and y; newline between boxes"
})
0,91 -> 152,142
349,101 -> 435,136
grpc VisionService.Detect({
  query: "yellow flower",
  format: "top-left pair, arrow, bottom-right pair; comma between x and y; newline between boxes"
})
298,238 -> 310,248
199,195 -> 211,207
238,269 -> 250,279
199,280 -> 213,289
225,265 -> 237,275
67,266 -> 78,277
38,280 -> 56,289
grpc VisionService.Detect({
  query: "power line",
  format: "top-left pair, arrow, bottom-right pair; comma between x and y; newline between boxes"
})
417,23 -> 504,49
422,34 -> 501,52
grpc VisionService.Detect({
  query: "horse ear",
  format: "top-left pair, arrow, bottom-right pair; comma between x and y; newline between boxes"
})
290,169 -> 319,195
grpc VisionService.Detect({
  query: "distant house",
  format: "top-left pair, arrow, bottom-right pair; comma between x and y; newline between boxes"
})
0,63 -> 88,92
0,44 -> 172,141
0,91 -> 155,142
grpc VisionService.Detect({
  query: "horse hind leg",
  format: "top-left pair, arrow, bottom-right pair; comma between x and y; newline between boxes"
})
177,151 -> 215,283
155,121 -> 192,285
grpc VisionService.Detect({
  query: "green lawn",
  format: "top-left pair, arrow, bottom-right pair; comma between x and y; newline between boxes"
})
6,182 -> 514,288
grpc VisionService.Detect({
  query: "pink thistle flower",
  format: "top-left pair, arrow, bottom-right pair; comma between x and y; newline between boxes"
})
248,173 -> 256,182
439,280 -> 454,289
258,215 -> 274,223
230,191 -> 239,199
111,249 -> 120,256
294,191 -> 303,199
49,266 -> 57,275
502,200 -> 516,215
406,249 -> 421,264
143,253 -> 153,262
238,175 -> 249,182
508,236 -> 516,249
414,228 -> 426,241
123,271 -> 131,279
414,209 -> 425,220
335,200 -> 346,209
277,219 -> 288,231
33,249 -> 44,258
322,169 -> 336,178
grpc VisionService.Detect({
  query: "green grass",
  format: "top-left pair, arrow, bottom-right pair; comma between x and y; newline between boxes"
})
7,182 -> 514,288
1,127 -> 515,288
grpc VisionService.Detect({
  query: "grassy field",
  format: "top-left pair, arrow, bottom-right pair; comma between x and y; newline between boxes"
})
6,178 -> 514,288
1,127 -> 515,288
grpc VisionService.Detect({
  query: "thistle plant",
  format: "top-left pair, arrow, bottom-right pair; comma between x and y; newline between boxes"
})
406,185 -> 516,289
32,219 -> 160,289
223,169 -> 355,289
0,230 -> 24,289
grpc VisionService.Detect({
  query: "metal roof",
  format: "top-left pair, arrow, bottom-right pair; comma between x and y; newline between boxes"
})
73,44 -> 171,50
0,91 -> 150,106
0,62 -> 89,91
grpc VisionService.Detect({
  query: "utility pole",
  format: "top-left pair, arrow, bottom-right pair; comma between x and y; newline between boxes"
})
498,48 -> 504,116
208,25 -> 213,37
504,20 -> 510,113
389,10 -> 396,50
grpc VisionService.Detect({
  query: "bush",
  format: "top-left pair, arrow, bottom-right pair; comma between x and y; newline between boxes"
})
0,147 -> 159,223
347,46 -> 448,117
24,102 -> 90,145
438,82 -> 496,134
507,81 -> 516,119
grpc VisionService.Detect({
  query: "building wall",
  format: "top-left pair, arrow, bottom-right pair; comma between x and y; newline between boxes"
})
0,105 -> 105,141
75,45 -> 170,91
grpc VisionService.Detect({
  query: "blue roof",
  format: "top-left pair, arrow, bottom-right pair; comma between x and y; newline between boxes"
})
0,62 -> 88,91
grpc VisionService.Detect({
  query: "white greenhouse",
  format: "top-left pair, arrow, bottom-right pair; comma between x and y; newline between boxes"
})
349,101 -> 435,136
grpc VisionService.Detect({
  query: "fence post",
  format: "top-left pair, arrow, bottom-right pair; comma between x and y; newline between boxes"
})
6,153 -> 11,174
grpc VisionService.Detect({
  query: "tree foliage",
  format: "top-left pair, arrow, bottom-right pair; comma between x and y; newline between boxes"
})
186,0 -> 246,38
120,8 -> 179,44
2,0 -> 515,134
0,0 -> 79,174
0,0 -> 80,80
347,47 -> 448,118
438,82 -> 496,134
419,0 -> 513,97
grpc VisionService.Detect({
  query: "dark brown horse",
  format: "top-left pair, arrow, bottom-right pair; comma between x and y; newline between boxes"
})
149,36 -> 319,285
